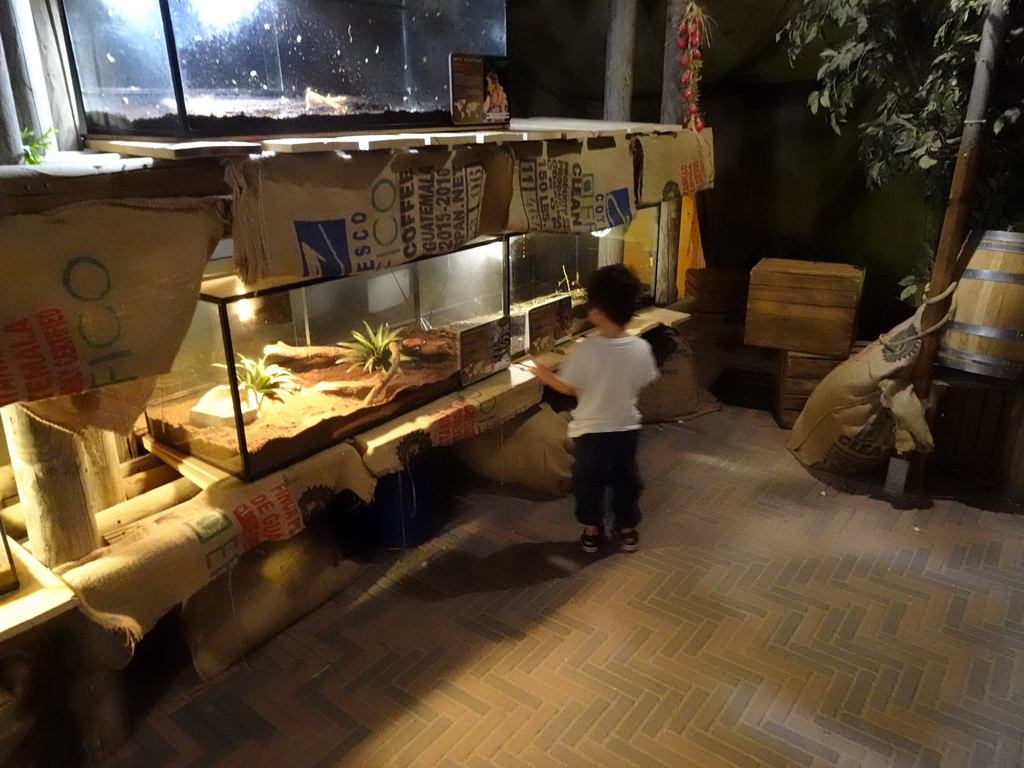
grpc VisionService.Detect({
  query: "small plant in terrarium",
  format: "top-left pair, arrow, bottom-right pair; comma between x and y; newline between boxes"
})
191,355 -> 296,429
558,265 -> 587,302
337,321 -> 410,374
228,355 -> 298,407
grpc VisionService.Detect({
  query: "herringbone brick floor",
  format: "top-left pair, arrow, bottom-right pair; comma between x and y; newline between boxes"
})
102,405 -> 1024,768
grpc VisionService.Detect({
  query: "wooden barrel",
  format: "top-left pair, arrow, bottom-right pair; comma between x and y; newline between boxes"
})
939,231 -> 1024,380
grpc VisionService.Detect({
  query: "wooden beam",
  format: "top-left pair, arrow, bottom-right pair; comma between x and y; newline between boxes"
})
911,0 -> 1008,400
0,27 -> 22,164
656,189 -> 683,305
0,405 -> 104,567
605,0 -> 638,121
28,0 -> 79,151
899,0 -> 1009,497
661,0 -> 686,124
96,476 -> 200,538
0,158 -> 229,215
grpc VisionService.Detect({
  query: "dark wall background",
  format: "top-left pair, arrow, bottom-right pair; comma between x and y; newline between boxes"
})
507,0 -> 923,333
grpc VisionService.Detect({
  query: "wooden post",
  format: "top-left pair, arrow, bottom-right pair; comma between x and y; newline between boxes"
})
0,0 -> 38,136
604,0 -> 637,121
660,0 -> 686,124
656,186 -> 683,305
28,0 -> 80,151
911,1 -> 1008,398
899,0 -> 1008,496
0,31 -> 23,164
0,404 -> 121,567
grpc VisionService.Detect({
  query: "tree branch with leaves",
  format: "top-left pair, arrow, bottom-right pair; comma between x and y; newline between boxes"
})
779,0 -> 1024,302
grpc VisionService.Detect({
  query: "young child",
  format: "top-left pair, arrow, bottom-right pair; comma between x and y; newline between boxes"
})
529,265 -> 659,553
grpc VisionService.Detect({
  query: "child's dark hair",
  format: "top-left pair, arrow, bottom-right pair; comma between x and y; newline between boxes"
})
586,264 -> 640,326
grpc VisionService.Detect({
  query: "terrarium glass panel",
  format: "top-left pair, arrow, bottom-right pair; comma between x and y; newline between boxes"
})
61,0 -> 506,136
62,0 -> 180,134
146,240 -> 505,480
508,206 -> 660,355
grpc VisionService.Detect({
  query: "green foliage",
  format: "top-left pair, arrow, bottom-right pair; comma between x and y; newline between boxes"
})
20,127 -> 57,165
897,242 -> 935,306
218,355 -> 297,407
780,0 -> 992,195
780,0 -> 1024,302
337,321 -> 407,374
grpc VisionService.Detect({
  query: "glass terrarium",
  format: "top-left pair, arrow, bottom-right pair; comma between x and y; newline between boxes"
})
59,0 -> 506,136
146,240 -> 507,480
508,205 -> 660,355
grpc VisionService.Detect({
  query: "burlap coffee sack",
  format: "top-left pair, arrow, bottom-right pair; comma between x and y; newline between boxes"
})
788,305 -> 933,474
227,145 -> 511,283
452,403 -> 573,497
632,129 -> 715,205
182,526 -> 365,679
0,198 -> 226,432
56,439 -> 375,659
507,138 -> 634,234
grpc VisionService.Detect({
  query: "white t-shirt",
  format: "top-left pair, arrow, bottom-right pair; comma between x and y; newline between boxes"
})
558,334 -> 659,438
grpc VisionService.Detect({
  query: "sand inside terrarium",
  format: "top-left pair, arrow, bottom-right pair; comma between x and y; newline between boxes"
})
149,328 -> 458,476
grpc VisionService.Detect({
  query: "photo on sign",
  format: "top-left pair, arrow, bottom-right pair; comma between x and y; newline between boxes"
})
450,54 -> 510,125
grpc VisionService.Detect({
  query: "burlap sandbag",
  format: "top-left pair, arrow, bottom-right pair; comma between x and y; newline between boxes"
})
788,305 -> 934,474
452,403 -> 573,496
181,526 -> 365,680
0,198 -> 227,433
638,325 -> 720,422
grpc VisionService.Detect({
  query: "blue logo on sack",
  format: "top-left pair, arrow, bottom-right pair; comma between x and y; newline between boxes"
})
294,219 -> 352,278
605,188 -> 632,228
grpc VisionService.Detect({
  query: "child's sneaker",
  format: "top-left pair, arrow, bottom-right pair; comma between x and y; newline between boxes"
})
614,526 -> 639,552
580,526 -> 604,554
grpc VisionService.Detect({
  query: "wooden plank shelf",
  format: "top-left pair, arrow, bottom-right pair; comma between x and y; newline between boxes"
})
85,139 -> 261,160
69,120 -> 689,162
0,539 -> 78,644
261,133 -> 432,153
142,436 -> 231,490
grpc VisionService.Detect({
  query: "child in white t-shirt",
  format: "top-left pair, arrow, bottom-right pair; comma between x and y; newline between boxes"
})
530,265 -> 659,553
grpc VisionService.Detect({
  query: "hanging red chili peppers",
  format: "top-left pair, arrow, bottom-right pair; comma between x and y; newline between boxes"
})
676,3 -> 708,131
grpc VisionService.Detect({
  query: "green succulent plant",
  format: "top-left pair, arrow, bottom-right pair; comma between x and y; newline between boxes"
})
217,354 -> 297,408
21,126 -> 57,165
337,321 -> 409,374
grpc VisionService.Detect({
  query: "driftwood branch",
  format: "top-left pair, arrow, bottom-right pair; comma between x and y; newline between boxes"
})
308,380 -> 374,398
263,342 -> 342,370
361,341 -> 403,407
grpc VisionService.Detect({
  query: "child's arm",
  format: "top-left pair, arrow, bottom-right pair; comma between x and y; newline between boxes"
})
526,356 -> 578,397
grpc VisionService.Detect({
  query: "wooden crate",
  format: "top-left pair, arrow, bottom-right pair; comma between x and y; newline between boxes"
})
745,259 -> 864,357
684,268 -> 748,313
774,350 -> 847,429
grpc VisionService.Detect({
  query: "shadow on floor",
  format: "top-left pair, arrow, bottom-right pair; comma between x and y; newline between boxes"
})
389,540 -> 607,601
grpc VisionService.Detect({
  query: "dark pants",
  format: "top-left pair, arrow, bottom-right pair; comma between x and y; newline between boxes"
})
572,430 -> 643,529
